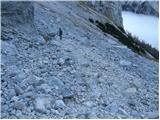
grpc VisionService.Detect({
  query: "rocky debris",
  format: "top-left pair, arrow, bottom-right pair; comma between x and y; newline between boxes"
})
35,35 -> 46,45
83,101 -> 95,108
16,71 -> 27,80
110,103 -> 119,113
14,85 -> 23,96
11,96 -> 19,102
125,87 -> 137,94
127,99 -> 136,108
76,111 -> 98,119
61,88 -> 74,99
1,42 -> 18,56
143,111 -> 159,119
118,108 -> 129,117
54,100 -> 66,109
26,75 -> 44,86
86,111 -> 98,119
34,98 -> 46,113
119,60 -> 132,66
47,77 -> 64,89
14,101 -> 26,110
23,91 -> 35,99
7,88 -> 16,98
58,58 -> 65,66
93,72 -> 102,78
34,95 -> 51,113
36,84 -> 51,93
1,1 -> 158,119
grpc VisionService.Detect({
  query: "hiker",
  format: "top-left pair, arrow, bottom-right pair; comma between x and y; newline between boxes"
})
58,28 -> 63,40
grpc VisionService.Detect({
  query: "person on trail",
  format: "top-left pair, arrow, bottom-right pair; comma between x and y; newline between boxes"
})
58,28 -> 63,40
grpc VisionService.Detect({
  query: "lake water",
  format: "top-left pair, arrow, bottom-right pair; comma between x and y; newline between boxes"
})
122,11 -> 159,50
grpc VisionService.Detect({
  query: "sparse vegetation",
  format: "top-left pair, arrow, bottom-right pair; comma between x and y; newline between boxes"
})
94,20 -> 159,61
127,32 -> 159,60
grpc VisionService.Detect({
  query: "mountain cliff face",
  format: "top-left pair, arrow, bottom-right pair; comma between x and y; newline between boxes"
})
1,1 -> 159,119
1,1 -> 34,24
121,1 -> 159,17
85,1 -> 123,27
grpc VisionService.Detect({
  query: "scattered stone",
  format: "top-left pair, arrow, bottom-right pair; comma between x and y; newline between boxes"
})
110,103 -> 119,113
34,95 -> 51,113
36,83 -> 51,93
34,97 -> 46,113
83,101 -> 95,108
25,85 -> 34,92
118,108 -> 129,116
126,87 -> 137,94
143,111 -> 159,119
23,91 -> 35,99
26,75 -> 43,86
48,77 -> 64,89
58,58 -> 65,66
1,42 -> 18,56
86,111 -> 98,119
51,109 -> 60,115
16,71 -> 27,80
54,100 -> 66,109
70,69 -> 76,74
82,63 -> 90,67
14,101 -> 25,110
7,65 -> 20,77
36,35 -> 46,45
14,85 -> 23,96
61,88 -> 74,98
127,100 -> 136,108
56,18 -> 61,23
93,72 -> 102,78
8,88 -> 16,97
130,110 -> 140,117
119,60 -> 132,66
11,96 -> 19,102
76,113 -> 87,119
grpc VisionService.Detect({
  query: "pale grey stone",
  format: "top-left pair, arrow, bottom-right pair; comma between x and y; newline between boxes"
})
54,100 -> 66,109
14,101 -> 25,110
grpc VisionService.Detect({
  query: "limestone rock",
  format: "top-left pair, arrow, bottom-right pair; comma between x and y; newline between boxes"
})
34,95 -> 51,113
126,87 -> 137,94
119,60 -> 132,66
86,1 -> 123,27
14,101 -> 25,110
14,85 -> 23,96
54,100 -> 66,109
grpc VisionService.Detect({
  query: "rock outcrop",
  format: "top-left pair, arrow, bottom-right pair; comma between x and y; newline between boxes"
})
121,1 -> 159,17
1,1 -> 34,25
85,1 -> 123,27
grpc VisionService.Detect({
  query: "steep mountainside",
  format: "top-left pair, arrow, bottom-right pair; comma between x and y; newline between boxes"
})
1,1 -> 159,119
